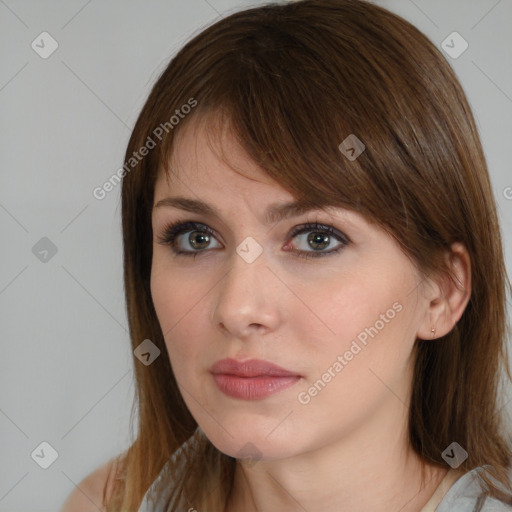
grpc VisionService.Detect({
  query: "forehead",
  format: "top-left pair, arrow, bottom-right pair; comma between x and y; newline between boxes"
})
151,112 -> 388,238
152,114 -> 360,233
156,113 -> 288,194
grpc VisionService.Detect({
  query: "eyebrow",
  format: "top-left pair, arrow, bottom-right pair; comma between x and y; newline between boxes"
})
153,196 -> 329,225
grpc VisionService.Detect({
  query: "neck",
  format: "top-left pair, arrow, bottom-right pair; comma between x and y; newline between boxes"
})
224,399 -> 448,512
225,453 -> 447,512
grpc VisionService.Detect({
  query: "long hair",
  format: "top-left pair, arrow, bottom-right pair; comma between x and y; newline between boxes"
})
105,0 -> 512,509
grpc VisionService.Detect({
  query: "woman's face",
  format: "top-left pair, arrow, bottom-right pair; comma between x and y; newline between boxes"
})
150,117 -> 431,463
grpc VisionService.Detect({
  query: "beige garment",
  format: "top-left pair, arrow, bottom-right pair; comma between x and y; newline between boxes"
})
419,468 -> 465,512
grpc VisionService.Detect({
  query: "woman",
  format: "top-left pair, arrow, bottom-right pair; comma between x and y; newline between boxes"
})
65,0 -> 512,510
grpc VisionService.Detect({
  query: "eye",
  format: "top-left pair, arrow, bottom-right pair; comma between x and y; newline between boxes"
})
156,220 -> 350,260
286,222 -> 350,259
156,221 -> 221,258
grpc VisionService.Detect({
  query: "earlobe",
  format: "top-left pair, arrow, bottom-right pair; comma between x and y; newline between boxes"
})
416,242 -> 471,341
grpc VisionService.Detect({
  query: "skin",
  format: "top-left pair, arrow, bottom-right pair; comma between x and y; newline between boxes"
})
150,116 -> 471,512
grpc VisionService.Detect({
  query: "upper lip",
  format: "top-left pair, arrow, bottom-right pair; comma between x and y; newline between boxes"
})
211,358 -> 301,378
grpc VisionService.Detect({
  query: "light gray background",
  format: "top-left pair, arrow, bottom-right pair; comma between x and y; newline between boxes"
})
1,0 -> 511,510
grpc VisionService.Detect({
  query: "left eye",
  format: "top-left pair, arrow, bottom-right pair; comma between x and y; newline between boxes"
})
156,220 -> 350,260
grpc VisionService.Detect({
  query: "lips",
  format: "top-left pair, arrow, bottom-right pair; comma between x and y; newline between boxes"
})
210,358 -> 302,400
210,358 -> 301,378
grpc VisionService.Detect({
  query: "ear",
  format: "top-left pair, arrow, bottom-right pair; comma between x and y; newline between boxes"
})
416,242 -> 471,340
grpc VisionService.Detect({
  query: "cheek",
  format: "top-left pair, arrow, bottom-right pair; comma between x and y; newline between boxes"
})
296,293 -> 412,430
150,258 -> 203,333
311,277 -> 413,381
150,265 -> 209,373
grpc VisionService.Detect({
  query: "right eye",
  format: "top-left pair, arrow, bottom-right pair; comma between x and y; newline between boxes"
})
156,221 -> 221,258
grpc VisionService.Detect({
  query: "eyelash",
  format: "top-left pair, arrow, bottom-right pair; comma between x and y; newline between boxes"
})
156,220 -> 350,260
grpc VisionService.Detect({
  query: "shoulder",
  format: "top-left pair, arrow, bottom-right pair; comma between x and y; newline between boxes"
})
479,496 -> 512,511
437,466 -> 512,512
61,456 -> 123,512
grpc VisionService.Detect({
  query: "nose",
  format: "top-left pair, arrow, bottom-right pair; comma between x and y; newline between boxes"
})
210,246 -> 282,339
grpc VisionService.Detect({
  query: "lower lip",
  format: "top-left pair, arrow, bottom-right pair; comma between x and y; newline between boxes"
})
212,374 -> 301,400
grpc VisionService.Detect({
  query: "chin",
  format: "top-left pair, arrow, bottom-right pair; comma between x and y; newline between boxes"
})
197,420 -> 300,463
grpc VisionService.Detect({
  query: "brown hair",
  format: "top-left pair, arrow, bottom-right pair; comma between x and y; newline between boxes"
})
105,0 -> 512,509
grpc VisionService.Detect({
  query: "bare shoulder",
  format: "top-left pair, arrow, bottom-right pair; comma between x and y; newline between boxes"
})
61,455 -> 124,512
